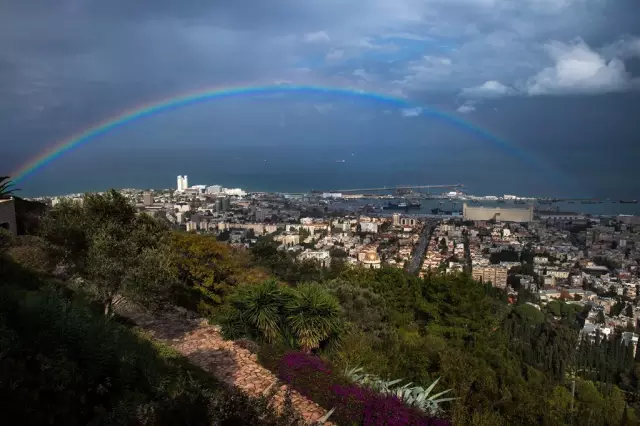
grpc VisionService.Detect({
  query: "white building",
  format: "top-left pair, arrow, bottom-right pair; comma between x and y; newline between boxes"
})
176,175 -> 189,192
207,185 -> 222,194
298,250 -> 331,268
360,222 -> 379,234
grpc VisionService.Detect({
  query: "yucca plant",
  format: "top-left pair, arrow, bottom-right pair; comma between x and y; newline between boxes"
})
284,283 -> 343,352
343,365 -> 455,416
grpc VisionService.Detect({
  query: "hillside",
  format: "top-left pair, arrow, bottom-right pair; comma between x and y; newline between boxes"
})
1,190 -> 638,425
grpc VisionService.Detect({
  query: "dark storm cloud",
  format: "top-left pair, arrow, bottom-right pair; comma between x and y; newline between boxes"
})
1,0 -> 639,197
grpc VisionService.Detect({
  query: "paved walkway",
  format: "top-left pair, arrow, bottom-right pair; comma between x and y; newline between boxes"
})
116,303 -> 333,425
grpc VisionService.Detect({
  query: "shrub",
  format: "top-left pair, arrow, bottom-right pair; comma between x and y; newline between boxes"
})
277,351 -> 450,426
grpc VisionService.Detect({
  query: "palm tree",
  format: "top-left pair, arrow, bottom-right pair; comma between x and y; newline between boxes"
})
221,279 -> 288,343
285,283 -> 343,352
0,176 -> 18,199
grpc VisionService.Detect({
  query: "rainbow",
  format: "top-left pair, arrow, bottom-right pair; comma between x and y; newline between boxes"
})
12,84 -> 544,184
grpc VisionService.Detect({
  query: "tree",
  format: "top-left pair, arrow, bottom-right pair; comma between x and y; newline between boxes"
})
39,190 -> 175,316
170,232 -> 267,314
221,280 -> 343,351
0,176 -> 18,199
285,283 -> 343,352
624,304 -> 634,318
596,310 -> 606,324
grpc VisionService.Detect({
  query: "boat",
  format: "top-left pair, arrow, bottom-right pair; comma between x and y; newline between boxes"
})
538,200 -> 552,205
383,201 -> 408,210
581,200 -> 597,204
431,207 -> 462,216
408,199 -> 421,208
620,200 -> 638,204
335,160 -> 346,163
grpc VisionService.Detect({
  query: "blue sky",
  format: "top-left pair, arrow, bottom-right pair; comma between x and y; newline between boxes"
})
1,0 -> 639,196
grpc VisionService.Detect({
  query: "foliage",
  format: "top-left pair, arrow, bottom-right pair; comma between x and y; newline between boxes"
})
220,280 -> 343,351
0,176 -> 18,199
0,283 -> 303,426
169,232 -> 268,315
277,352 -> 449,426
38,190 -> 175,315
344,366 -> 455,416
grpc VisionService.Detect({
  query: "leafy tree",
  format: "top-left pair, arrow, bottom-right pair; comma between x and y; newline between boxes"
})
596,310 -> 606,324
170,232 -> 267,314
38,190 -> 176,316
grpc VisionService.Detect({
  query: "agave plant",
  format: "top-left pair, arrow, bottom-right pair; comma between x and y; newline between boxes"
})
343,365 -> 455,416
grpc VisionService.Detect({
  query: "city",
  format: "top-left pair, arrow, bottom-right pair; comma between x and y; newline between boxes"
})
16,175 -> 640,355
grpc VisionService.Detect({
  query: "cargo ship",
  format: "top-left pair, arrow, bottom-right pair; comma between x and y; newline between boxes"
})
620,200 -> 638,204
431,207 -> 462,216
383,200 -> 421,210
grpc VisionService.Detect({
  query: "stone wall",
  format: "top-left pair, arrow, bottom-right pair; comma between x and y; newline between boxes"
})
0,198 -> 17,235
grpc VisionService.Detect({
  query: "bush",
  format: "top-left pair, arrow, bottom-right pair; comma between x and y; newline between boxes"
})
0,284 -> 303,426
277,351 -> 449,426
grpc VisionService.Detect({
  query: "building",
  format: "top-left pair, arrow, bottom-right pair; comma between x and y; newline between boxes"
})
256,208 -> 269,222
143,192 -> 153,206
392,213 -> 401,226
0,198 -> 17,235
206,185 -> 222,194
400,217 -> 417,226
463,204 -> 533,223
360,221 -> 379,233
298,250 -> 331,268
360,250 -> 382,269
176,175 -> 189,192
472,265 -> 508,288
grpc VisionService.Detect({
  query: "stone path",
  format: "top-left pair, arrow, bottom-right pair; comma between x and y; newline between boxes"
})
115,303 -> 333,425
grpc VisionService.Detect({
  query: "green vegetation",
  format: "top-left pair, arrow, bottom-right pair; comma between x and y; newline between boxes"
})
0,176 -> 18,199
2,189 -> 640,425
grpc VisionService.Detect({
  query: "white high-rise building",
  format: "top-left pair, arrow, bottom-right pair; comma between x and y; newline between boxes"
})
176,175 -> 189,192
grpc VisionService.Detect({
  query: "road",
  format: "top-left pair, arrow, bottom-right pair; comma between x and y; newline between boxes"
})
407,219 -> 437,275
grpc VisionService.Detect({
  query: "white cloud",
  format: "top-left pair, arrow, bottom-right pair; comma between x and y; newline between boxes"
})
525,39 -> 633,95
325,49 -> 344,60
401,107 -> 422,117
304,31 -> 330,43
456,101 -> 477,113
353,69 -> 374,81
461,80 -> 515,98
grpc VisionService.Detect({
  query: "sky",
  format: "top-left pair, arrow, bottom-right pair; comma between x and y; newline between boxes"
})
1,0 -> 640,197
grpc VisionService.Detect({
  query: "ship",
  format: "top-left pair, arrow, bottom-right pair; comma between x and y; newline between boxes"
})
581,200 -> 598,204
383,200 -> 420,210
620,200 -> 638,204
431,207 -> 462,216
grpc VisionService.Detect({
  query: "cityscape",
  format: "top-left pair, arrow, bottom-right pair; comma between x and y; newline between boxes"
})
2,0 -> 640,424
13,174 -> 640,340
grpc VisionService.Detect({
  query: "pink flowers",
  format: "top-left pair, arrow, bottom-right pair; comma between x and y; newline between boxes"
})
277,351 -> 451,426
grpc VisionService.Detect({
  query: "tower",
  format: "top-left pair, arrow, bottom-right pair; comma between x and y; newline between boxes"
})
392,213 -> 401,226
183,175 -> 188,190
177,175 -> 184,192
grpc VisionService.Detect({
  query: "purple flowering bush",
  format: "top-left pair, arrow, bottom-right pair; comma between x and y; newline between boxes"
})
278,352 -> 451,426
